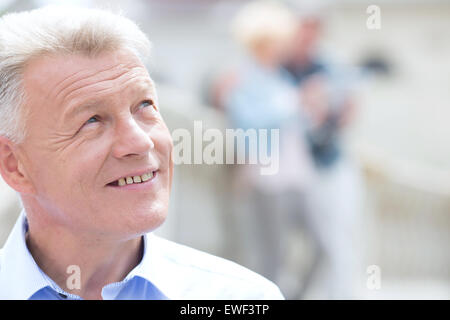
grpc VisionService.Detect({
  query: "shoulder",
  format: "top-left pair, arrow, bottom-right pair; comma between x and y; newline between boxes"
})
150,235 -> 284,300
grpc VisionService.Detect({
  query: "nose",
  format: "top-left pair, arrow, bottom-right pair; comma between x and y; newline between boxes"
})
112,117 -> 154,159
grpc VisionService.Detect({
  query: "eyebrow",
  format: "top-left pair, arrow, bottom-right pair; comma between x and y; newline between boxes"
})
63,81 -> 156,122
63,99 -> 105,122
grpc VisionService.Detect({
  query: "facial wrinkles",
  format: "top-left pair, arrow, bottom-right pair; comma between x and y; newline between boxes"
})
45,67 -> 150,152
64,77 -> 157,192
72,71 -> 150,109
50,55 -> 137,98
15,53 -> 172,237
58,64 -> 144,106
20,71 -> 139,200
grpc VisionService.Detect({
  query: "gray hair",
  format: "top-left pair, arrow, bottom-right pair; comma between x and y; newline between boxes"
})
0,6 -> 152,143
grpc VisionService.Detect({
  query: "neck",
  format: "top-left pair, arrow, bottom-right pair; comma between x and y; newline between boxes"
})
24,206 -> 143,300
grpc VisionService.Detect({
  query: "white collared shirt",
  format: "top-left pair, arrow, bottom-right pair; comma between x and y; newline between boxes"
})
0,210 -> 284,300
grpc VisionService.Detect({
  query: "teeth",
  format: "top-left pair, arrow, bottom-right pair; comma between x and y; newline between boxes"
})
115,172 -> 154,186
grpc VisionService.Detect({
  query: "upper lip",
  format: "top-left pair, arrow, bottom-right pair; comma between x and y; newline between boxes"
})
106,167 -> 158,185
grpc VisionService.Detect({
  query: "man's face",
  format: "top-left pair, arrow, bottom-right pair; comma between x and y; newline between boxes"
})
18,49 -> 173,239
290,18 -> 322,62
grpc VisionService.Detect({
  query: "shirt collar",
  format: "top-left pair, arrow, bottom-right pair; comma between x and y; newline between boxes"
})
0,209 -> 175,300
0,210 -> 50,299
126,233 -> 178,299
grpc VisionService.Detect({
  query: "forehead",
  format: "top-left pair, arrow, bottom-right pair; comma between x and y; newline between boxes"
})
22,49 -> 152,112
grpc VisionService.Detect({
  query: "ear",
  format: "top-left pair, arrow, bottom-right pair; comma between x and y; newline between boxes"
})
0,136 -> 35,194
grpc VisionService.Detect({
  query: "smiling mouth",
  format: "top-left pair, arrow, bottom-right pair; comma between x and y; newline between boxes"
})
107,171 -> 157,187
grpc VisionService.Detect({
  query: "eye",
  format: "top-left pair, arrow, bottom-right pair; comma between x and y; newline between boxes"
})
86,116 -> 99,124
86,116 -> 98,123
76,115 -> 100,135
139,99 -> 157,111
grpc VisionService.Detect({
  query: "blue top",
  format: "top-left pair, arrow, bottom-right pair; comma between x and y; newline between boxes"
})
225,58 -> 300,132
0,210 -> 284,300
224,58 -> 302,159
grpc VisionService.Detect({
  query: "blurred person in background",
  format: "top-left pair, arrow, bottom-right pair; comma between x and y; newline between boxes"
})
284,6 -> 364,298
222,0 -> 316,294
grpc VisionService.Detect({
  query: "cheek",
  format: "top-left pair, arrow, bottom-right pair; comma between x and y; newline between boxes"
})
58,142 -> 110,196
23,146 -> 65,196
153,126 -> 173,167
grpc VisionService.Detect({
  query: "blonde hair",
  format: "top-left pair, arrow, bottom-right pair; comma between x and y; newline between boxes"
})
0,6 -> 152,143
231,0 -> 297,51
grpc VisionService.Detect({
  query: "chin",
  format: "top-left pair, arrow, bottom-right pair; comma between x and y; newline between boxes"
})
127,203 -> 168,235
